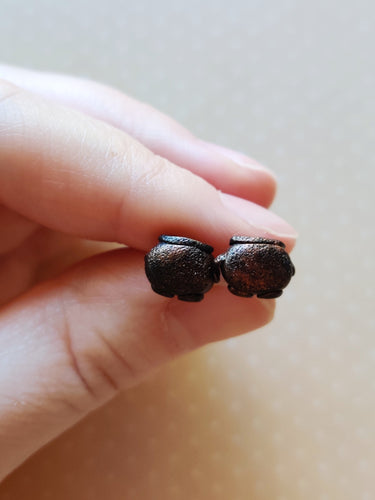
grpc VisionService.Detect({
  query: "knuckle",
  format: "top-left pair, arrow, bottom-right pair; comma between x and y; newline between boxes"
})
57,295 -> 99,407
0,80 -> 25,146
0,79 -> 22,106
133,153 -> 171,187
57,286 -> 137,407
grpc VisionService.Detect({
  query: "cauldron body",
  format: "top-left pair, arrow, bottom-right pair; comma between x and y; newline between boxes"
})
145,236 -> 220,302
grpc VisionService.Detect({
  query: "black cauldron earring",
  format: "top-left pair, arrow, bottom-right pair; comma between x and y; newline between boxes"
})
145,235 -> 295,301
216,236 -> 295,299
144,235 -> 220,302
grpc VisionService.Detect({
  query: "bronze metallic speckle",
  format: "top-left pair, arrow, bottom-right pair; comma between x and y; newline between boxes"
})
145,235 -> 295,301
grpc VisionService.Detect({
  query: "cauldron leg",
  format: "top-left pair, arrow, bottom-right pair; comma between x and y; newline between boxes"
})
177,293 -> 204,302
227,286 -> 254,298
257,290 -> 283,299
151,285 -> 174,298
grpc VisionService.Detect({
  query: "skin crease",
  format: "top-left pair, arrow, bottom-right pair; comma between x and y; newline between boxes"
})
0,65 -> 297,482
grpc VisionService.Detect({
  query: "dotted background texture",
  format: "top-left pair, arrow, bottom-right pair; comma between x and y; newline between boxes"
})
0,1 -> 374,499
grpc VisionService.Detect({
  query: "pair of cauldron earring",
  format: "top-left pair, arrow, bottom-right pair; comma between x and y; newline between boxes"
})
145,235 -> 295,303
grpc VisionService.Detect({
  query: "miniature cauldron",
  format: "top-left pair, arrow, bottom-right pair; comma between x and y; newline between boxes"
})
216,236 -> 295,299
145,235 -> 220,302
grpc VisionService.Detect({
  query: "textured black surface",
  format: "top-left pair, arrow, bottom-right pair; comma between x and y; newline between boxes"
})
230,236 -> 286,248
145,236 -> 220,302
217,238 -> 295,298
159,235 -> 214,254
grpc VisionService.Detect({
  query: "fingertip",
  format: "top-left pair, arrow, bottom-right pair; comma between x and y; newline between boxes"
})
218,192 -> 298,253
253,168 -> 277,208
200,141 -> 278,207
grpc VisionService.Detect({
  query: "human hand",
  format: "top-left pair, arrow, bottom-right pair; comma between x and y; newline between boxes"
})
0,64 -> 296,481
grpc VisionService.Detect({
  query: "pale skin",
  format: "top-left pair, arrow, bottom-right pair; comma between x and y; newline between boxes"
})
0,64 -> 297,481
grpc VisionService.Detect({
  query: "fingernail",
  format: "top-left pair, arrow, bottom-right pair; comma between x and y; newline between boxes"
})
219,192 -> 298,244
203,142 -> 277,178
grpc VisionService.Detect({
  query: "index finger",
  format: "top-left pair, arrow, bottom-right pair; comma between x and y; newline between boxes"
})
0,81 -> 297,253
0,63 -> 277,207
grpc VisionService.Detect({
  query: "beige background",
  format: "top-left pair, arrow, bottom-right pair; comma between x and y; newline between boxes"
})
1,0 -> 374,499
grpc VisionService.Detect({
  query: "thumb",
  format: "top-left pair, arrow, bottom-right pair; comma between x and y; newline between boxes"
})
0,247 -> 274,480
